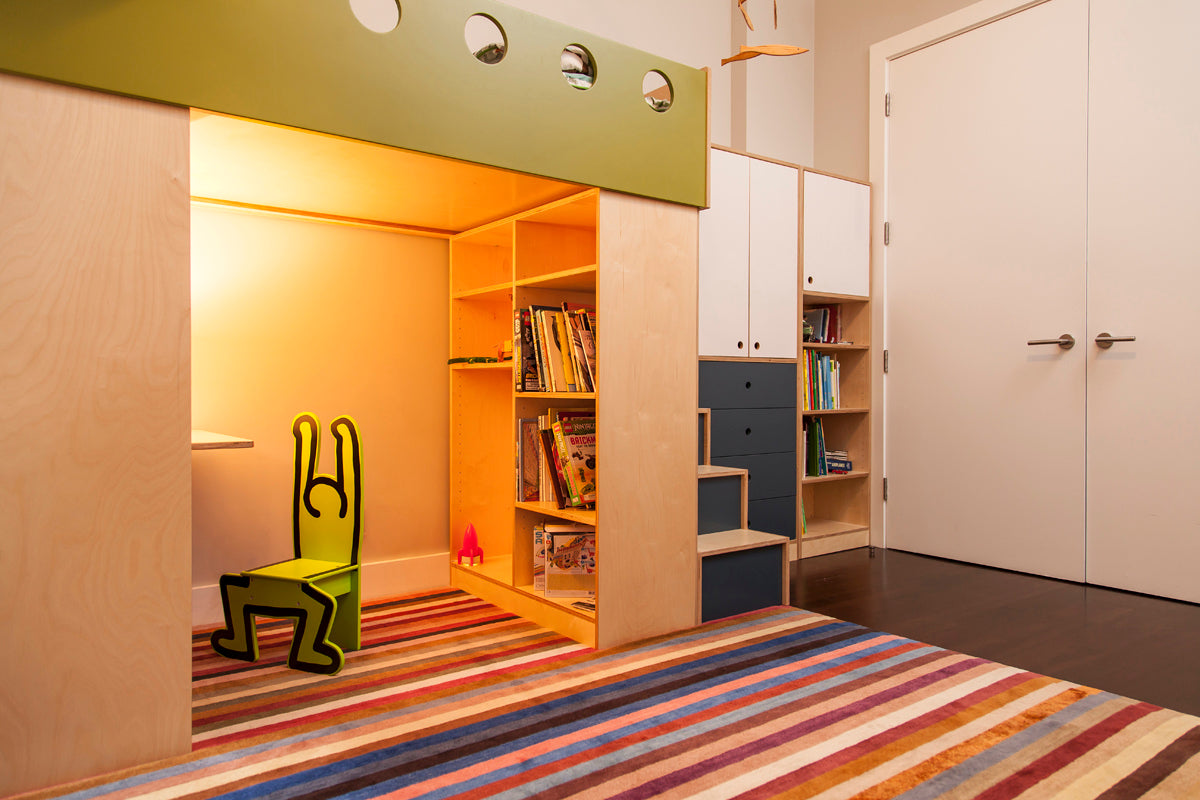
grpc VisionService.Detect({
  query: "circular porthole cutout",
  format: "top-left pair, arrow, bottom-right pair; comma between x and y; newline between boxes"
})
465,14 -> 507,64
349,0 -> 401,33
561,44 -> 596,89
642,70 -> 673,112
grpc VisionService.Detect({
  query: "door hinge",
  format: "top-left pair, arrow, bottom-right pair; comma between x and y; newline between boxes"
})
883,477 -> 889,502
885,92 -> 891,117
883,349 -> 889,373
884,221 -> 891,246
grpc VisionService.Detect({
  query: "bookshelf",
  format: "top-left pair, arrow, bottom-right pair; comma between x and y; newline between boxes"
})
449,189 -> 699,649
800,291 -> 871,557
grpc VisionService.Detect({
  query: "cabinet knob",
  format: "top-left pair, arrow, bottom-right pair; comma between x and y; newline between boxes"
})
737,341 -> 744,350
753,342 -> 760,350
744,428 -> 752,436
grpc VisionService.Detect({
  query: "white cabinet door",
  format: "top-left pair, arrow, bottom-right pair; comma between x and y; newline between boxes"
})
803,171 -> 870,297
1085,0 -> 1200,603
748,158 -> 798,359
884,0 -> 1089,581
699,149 -> 750,357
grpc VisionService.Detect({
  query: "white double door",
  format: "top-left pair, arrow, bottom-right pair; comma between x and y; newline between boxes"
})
884,0 -> 1200,602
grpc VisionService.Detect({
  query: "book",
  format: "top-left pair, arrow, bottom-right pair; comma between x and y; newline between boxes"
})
557,416 -> 596,505
551,420 -> 580,505
555,311 -> 578,391
532,523 -> 547,592
517,418 -> 540,501
545,531 -> 596,597
514,308 -> 541,392
539,309 -> 567,392
539,423 -> 570,508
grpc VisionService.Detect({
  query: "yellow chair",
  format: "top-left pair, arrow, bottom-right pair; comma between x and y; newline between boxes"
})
211,413 -> 363,675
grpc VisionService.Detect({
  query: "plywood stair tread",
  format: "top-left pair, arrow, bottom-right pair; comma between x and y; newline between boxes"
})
698,528 -> 790,557
698,464 -> 748,479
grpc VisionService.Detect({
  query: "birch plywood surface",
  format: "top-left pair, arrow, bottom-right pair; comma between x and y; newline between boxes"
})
0,75 -> 192,795
596,192 -> 699,648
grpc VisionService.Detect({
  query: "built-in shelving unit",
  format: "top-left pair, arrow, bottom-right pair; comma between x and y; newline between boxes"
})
449,188 -> 700,649
800,290 -> 871,557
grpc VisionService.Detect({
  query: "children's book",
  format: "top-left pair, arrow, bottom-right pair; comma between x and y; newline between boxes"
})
545,531 -> 596,598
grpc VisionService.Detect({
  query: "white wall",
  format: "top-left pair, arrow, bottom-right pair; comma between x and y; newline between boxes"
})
498,0 -> 814,166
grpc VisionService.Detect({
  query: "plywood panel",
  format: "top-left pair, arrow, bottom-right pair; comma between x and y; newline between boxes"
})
191,208 -> 451,585
0,74 -> 191,795
596,192 -> 699,648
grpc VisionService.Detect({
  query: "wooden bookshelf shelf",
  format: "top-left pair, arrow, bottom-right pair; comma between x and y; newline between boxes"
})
515,264 -> 598,292
449,361 -> 511,372
801,407 -> 869,416
452,281 -> 513,301
514,501 -> 596,526
698,528 -> 789,557
804,518 -> 869,538
191,430 -> 253,450
516,392 -> 597,400
803,290 -> 868,304
802,470 -> 869,485
803,342 -> 869,351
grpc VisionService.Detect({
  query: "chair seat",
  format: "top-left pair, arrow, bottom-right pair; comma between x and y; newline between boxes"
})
246,558 -> 354,581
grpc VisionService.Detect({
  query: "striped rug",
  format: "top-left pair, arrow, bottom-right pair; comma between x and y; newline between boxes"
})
22,588 -> 1200,799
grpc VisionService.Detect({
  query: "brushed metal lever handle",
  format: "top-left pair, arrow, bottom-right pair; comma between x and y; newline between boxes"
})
1095,332 -> 1136,349
1027,333 -> 1075,350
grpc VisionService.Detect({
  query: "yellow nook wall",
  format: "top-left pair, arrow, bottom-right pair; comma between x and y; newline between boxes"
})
191,206 -> 450,612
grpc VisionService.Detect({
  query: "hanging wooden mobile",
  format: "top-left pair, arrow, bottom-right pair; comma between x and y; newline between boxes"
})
725,0 -> 809,66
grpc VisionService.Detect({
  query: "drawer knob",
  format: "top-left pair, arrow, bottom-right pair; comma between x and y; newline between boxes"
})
754,342 -> 760,350
737,340 -> 744,349
745,381 -> 752,389
745,428 -> 752,436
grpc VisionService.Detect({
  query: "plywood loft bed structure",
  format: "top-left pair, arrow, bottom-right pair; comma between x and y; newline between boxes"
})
0,2 -> 707,794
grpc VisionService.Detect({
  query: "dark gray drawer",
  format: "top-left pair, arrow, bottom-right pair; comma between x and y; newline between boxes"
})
698,475 -> 742,535
710,408 -> 796,457
712,452 -> 796,500
700,545 -> 786,622
747,496 -> 797,539
700,361 -> 796,409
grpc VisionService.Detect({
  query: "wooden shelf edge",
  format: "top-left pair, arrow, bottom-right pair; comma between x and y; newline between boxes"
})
450,361 -> 512,371
191,430 -> 253,450
514,501 -> 597,526
697,464 -> 747,479
802,342 -> 869,351
450,561 -> 596,647
515,263 -> 598,289
801,407 -> 869,415
452,284 -> 512,301
516,391 -> 597,400
799,528 -> 870,559
803,290 -> 869,304
698,529 -> 790,557
802,518 -> 868,539
801,470 -> 870,484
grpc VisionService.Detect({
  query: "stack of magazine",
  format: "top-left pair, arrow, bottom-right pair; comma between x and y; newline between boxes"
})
517,408 -> 596,509
514,303 -> 597,393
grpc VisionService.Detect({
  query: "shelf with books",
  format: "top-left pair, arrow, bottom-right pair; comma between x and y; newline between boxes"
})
800,260 -> 870,559
451,188 -> 698,649
802,470 -> 869,484
514,501 -> 596,526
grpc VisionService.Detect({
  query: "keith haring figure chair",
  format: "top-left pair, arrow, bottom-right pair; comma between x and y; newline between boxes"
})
211,413 -> 363,675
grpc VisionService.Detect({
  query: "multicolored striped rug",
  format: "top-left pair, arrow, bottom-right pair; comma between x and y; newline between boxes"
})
22,588 -> 1200,799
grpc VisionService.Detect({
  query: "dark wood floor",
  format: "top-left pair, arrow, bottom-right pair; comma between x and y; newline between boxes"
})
791,547 -> 1200,717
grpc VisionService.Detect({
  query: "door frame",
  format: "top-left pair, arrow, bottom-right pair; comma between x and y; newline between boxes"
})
867,0 -> 1060,548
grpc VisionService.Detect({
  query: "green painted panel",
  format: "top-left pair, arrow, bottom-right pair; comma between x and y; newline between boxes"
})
0,1 -> 707,207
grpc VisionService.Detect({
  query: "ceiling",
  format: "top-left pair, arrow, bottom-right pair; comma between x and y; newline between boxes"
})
189,111 -> 584,236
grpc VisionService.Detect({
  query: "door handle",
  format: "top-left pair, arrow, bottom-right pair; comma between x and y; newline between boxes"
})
1027,333 -> 1075,350
1095,332 -> 1135,349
